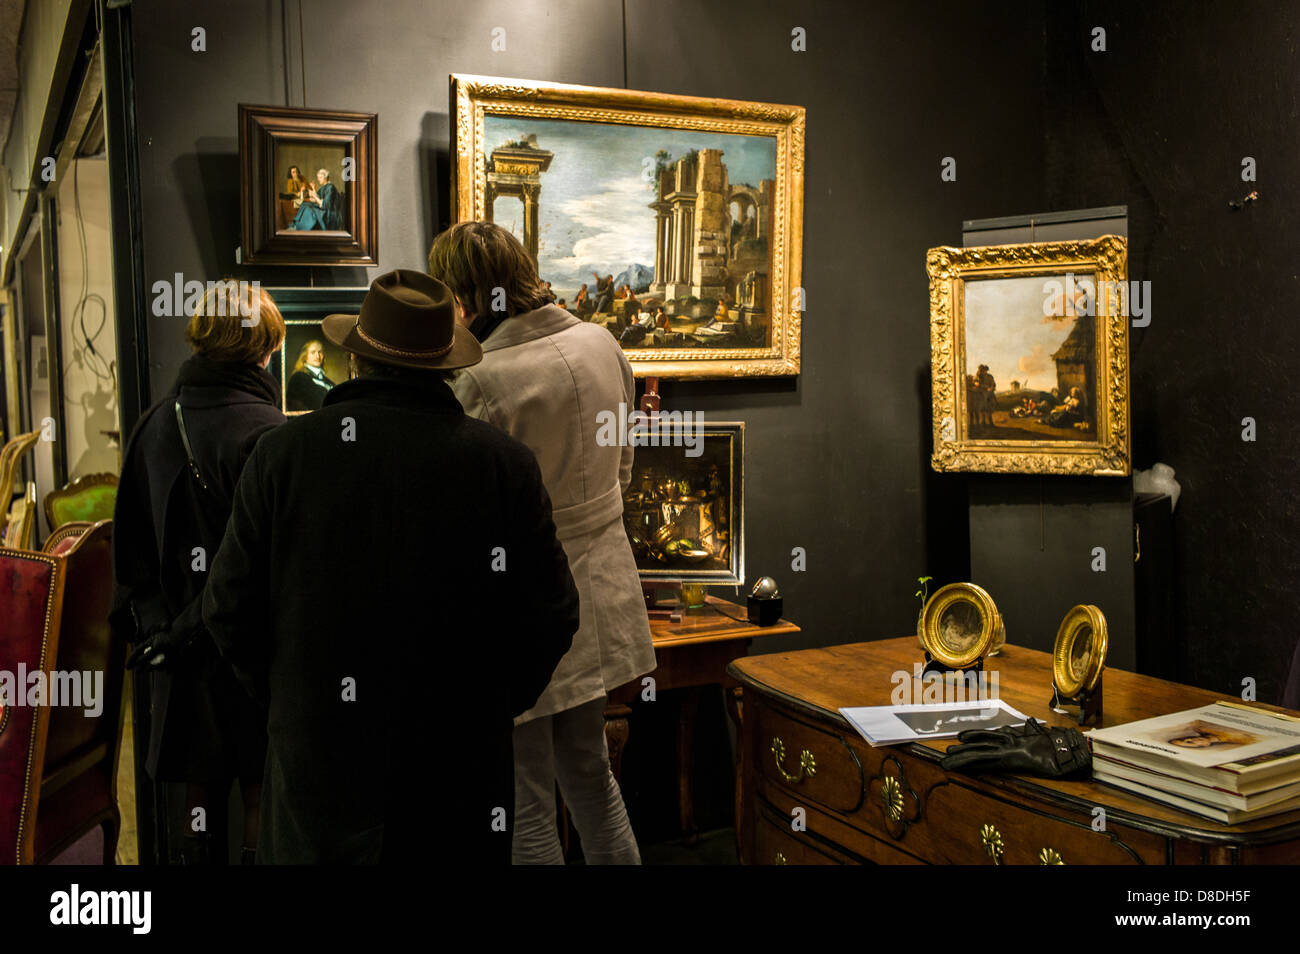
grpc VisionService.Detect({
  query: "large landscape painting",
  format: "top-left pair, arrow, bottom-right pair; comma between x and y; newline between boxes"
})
962,274 -> 1097,442
453,75 -> 805,378
926,236 -> 1131,476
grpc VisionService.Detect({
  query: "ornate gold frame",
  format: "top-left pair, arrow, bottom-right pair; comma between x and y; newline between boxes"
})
919,582 -> 1000,669
927,235 -> 1130,475
1052,604 -> 1108,697
451,74 -> 805,379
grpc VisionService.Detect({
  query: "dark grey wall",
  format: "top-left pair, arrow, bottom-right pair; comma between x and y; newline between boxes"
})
132,0 -> 1051,660
628,0 -> 1049,651
1042,1 -> 1300,703
133,0 -> 625,384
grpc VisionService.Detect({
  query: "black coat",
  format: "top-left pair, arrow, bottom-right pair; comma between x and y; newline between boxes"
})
202,373 -> 579,864
110,356 -> 285,781
286,368 -> 335,411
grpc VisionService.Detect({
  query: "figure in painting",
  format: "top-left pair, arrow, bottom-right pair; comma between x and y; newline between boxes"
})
286,340 -> 337,412
290,169 -> 343,231
1047,386 -> 1086,428
277,165 -> 308,231
592,273 -> 614,314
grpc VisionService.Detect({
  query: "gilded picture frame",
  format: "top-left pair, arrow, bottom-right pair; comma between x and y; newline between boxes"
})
451,74 -> 804,379
927,235 -> 1130,475
919,582 -> 1001,669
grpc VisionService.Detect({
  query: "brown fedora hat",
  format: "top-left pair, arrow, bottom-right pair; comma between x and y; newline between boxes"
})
322,269 -> 482,371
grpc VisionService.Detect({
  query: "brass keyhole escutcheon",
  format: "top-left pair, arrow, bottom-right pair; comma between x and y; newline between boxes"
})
770,737 -> 816,783
980,824 -> 1004,864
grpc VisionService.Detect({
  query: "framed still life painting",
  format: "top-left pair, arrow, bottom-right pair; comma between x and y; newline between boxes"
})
622,420 -> 744,585
239,105 -> 378,266
451,75 -> 804,379
264,287 -> 366,414
927,235 -> 1131,475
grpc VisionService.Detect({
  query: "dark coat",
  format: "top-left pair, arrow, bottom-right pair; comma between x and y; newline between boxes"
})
202,373 -> 579,864
110,356 -> 285,781
286,368 -> 336,412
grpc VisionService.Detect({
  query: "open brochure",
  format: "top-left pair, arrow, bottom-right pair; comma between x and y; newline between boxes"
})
839,699 -> 1029,747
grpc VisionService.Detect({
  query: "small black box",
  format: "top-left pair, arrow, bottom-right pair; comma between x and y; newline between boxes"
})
747,596 -> 783,627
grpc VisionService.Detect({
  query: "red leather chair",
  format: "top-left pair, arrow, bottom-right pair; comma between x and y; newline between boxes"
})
0,521 -> 124,864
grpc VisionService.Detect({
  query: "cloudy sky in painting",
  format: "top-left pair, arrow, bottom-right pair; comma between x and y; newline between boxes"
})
483,115 -> 776,298
963,275 -> 1093,393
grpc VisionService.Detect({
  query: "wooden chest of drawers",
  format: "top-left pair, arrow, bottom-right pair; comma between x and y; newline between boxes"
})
729,639 -> 1300,865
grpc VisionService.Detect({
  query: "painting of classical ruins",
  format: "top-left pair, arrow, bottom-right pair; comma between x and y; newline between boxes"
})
452,76 -> 805,378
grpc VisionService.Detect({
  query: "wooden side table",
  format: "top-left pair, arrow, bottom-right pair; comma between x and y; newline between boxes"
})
606,596 -> 798,846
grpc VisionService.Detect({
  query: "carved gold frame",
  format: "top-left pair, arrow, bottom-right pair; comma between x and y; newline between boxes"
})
1053,604 -> 1108,697
451,74 -> 805,379
919,582 -> 1000,669
927,235 -> 1130,475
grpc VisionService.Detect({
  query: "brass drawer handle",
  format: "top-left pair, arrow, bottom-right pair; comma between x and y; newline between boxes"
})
980,823 -> 1004,864
881,775 -> 904,821
1039,847 -> 1065,865
770,737 -> 817,783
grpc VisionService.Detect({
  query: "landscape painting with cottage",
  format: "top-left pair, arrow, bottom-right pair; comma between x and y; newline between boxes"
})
962,274 -> 1098,442
480,115 -> 778,353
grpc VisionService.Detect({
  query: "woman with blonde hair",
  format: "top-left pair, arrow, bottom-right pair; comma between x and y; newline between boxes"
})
111,281 -> 286,864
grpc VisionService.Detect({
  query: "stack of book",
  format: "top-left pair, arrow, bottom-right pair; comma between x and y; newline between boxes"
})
1089,701 -> 1300,824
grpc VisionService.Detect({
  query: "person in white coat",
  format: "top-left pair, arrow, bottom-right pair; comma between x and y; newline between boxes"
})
429,222 -> 656,864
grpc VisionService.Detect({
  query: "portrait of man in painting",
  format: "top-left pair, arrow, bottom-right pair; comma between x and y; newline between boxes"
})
480,116 -> 777,353
962,273 -> 1098,442
274,322 -> 352,414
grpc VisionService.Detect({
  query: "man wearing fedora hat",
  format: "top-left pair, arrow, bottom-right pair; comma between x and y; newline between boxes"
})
204,269 -> 580,864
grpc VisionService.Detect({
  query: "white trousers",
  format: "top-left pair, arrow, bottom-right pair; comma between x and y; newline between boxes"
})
511,697 -> 641,865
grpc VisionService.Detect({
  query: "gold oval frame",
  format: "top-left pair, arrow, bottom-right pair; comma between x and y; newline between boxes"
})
1052,604 -> 1108,697
920,583 -> 999,669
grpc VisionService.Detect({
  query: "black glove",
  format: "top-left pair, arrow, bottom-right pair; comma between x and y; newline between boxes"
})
126,624 -> 201,672
939,718 -> 1091,779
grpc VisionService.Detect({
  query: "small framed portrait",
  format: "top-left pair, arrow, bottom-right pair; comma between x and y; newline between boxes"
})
239,105 -> 378,266
622,420 -> 744,585
264,287 -> 367,414
927,235 -> 1130,475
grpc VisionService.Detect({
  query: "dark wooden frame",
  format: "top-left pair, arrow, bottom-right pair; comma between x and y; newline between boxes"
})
238,104 -> 379,266
264,287 -> 368,414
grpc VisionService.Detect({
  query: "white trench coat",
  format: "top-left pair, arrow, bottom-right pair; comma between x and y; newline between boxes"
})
453,304 -> 656,723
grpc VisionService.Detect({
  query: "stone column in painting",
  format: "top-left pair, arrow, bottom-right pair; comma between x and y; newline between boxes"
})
691,149 -> 729,301
522,183 -> 541,260
649,195 -> 671,297
484,137 -> 553,262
